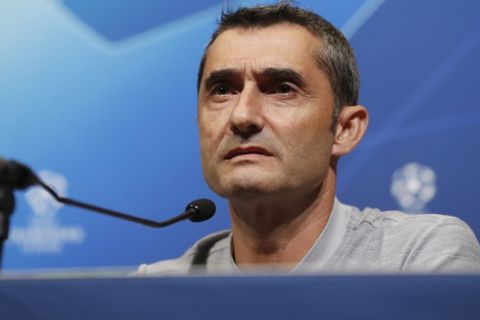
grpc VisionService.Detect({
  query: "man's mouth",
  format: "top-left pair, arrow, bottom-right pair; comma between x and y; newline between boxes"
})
224,146 -> 273,160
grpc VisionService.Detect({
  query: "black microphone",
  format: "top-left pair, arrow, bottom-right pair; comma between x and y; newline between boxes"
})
0,157 -> 216,227
0,158 -> 39,189
185,199 -> 216,222
0,158 -> 40,266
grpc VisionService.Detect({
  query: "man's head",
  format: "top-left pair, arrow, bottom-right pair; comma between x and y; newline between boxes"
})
197,4 -> 368,201
198,3 -> 360,122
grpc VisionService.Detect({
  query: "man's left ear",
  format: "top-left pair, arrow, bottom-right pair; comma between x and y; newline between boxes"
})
331,105 -> 368,156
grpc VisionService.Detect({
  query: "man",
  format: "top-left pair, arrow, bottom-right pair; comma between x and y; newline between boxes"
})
138,4 -> 480,274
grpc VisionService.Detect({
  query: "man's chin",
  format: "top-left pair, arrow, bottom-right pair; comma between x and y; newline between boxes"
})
213,179 -> 286,199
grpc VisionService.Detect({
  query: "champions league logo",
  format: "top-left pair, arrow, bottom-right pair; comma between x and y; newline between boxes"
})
390,163 -> 437,213
9,170 -> 85,254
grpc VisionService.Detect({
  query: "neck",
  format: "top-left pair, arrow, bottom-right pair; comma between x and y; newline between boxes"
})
228,168 -> 336,269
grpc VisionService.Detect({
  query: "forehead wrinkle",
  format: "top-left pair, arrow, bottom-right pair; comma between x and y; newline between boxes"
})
201,23 -> 326,86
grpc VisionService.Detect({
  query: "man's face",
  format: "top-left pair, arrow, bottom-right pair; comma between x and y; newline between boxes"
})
198,23 -> 336,199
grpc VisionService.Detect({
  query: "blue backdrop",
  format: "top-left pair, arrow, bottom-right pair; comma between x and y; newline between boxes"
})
1,0 -> 479,270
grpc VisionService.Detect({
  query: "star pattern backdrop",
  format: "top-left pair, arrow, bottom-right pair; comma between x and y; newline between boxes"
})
0,0 -> 478,270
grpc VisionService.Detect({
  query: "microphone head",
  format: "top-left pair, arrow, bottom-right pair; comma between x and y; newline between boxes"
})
0,158 -> 39,190
185,198 -> 216,222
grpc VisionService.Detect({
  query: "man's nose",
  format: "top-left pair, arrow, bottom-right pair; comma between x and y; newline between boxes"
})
229,84 -> 264,139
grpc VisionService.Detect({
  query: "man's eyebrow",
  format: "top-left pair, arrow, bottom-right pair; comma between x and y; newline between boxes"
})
259,68 -> 306,87
203,69 -> 238,91
202,67 -> 306,91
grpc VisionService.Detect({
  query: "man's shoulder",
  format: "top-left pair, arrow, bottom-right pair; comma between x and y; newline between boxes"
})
342,203 -> 480,273
355,206 -> 478,244
356,206 -> 469,232
349,204 -> 476,245
136,230 -> 232,276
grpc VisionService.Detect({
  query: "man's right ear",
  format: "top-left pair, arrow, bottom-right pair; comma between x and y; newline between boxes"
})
331,105 -> 368,157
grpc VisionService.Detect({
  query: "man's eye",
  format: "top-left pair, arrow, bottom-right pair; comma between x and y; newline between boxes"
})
211,85 -> 232,95
274,84 -> 294,94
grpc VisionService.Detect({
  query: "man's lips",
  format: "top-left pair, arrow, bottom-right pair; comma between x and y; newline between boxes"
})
224,146 -> 273,160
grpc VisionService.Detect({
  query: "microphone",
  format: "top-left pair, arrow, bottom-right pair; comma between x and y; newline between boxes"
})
0,157 -> 216,227
0,158 -> 39,189
0,158 -> 40,265
185,199 -> 216,222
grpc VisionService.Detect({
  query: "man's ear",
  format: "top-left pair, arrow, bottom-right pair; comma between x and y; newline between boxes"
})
331,105 -> 368,156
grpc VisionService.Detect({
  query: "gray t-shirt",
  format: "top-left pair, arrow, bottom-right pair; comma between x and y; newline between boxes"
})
137,199 -> 480,275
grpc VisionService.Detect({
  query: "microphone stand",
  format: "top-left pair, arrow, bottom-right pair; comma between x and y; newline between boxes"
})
0,157 -> 215,271
36,180 -> 200,228
0,187 -> 15,270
